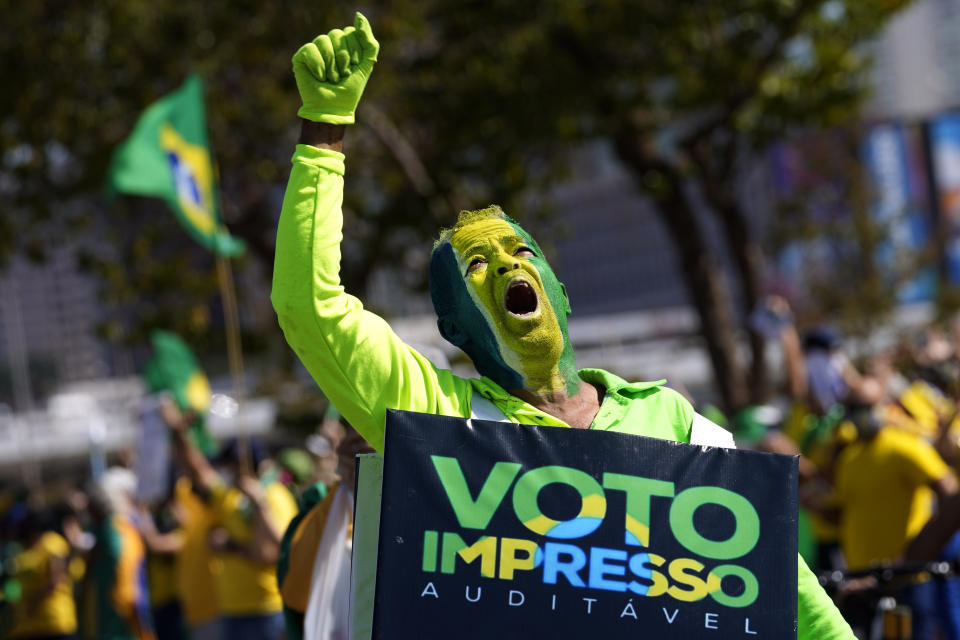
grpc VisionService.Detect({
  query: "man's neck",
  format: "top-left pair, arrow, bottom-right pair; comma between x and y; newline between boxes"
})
508,379 -> 605,429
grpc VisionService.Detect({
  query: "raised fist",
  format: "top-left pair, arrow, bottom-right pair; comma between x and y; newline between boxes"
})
293,12 -> 379,125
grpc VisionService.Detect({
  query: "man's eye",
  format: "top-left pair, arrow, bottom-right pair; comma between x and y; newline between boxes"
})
466,258 -> 486,274
514,247 -> 535,258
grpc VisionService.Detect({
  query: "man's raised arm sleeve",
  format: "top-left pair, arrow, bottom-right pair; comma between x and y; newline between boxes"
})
690,414 -> 853,638
271,145 -> 468,451
798,554 -> 855,639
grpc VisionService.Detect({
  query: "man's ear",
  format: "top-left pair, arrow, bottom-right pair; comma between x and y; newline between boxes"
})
559,283 -> 572,315
437,316 -> 469,347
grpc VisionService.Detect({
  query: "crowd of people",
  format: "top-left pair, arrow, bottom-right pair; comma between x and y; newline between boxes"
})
0,400 -> 363,640
8,307 -> 960,640
726,298 -> 960,639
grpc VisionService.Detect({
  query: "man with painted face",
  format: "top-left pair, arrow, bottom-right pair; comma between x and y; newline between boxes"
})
271,13 -> 854,639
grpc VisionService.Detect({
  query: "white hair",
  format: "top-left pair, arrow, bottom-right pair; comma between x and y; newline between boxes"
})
96,467 -> 137,513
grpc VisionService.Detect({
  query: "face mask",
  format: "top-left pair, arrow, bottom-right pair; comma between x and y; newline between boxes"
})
429,214 -> 578,395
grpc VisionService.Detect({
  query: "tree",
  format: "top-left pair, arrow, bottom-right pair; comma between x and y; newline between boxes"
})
371,0 -> 913,410
769,124 -> 937,337
1,1 -> 913,409
0,1 -> 454,354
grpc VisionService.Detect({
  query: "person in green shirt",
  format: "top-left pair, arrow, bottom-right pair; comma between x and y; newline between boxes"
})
271,12 -> 855,639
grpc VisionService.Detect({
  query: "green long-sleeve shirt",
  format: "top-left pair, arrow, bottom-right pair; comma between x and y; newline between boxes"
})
271,144 -> 854,639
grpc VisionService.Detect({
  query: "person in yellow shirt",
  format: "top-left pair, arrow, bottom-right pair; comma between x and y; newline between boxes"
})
172,479 -> 220,640
136,481 -> 223,640
833,404 -> 960,640
9,510 -> 78,640
142,402 -> 223,640
138,498 -> 186,640
164,401 -> 297,640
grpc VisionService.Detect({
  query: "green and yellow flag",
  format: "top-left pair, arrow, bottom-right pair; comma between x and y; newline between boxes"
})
143,330 -> 218,456
106,74 -> 244,256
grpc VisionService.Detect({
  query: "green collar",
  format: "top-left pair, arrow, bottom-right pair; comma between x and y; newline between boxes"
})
469,368 -> 668,427
577,368 -> 667,401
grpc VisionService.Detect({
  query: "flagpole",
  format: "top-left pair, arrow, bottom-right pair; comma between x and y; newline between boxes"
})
215,254 -> 252,475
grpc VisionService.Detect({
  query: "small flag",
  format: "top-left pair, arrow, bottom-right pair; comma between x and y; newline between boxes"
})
106,74 -> 244,256
143,330 -> 218,456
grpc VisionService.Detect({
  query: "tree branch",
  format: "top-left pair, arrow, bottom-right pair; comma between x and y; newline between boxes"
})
680,0 -> 825,147
614,121 -> 750,411
359,103 -> 454,222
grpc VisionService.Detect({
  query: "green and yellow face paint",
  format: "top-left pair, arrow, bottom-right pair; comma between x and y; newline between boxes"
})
429,207 -> 578,395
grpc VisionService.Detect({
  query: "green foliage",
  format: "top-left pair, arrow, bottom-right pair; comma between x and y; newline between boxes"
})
0,1 -> 420,352
0,0 -> 912,396
770,128 -> 934,336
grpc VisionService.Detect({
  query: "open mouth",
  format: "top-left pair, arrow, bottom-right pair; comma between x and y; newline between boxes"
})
504,280 -> 539,316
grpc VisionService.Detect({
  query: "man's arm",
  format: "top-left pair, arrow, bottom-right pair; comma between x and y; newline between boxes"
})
162,399 -> 219,493
904,491 -> 960,562
234,476 -> 285,564
271,15 -> 470,452
300,120 -> 344,151
932,473 -> 959,504
899,434 -> 958,561
781,323 -> 808,401
137,508 -> 184,556
901,472 -> 960,562
758,296 -> 807,401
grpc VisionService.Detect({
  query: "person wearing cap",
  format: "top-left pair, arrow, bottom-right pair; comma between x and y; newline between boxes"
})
271,13 -> 855,640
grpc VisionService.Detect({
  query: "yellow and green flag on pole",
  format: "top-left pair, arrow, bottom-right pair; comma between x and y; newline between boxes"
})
143,330 -> 218,456
106,74 -> 244,256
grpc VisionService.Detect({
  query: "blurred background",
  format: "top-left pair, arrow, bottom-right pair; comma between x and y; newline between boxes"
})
4,0 -> 960,637
5,0 -> 960,468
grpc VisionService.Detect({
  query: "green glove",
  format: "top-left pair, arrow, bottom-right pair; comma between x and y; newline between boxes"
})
293,12 -> 379,125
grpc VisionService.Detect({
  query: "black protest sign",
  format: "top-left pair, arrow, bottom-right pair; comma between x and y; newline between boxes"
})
367,410 -> 798,639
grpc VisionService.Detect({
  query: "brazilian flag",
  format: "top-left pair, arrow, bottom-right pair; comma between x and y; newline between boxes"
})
143,330 -> 218,456
105,74 -> 244,256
